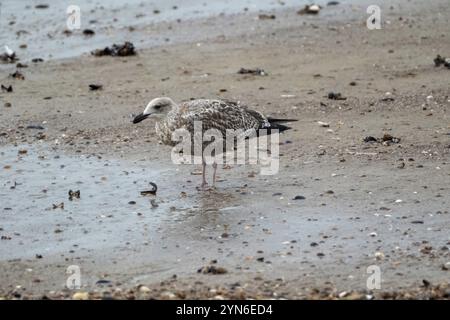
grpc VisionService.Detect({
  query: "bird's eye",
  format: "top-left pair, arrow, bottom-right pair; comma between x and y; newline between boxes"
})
154,105 -> 162,109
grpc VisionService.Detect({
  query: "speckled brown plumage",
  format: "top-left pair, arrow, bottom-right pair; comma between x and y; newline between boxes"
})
155,99 -> 273,148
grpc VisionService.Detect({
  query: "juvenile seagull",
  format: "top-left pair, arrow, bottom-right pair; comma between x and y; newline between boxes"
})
133,97 -> 296,187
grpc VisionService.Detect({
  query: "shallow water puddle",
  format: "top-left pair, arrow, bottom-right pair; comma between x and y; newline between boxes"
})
0,144 -> 366,286
0,144 -> 193,261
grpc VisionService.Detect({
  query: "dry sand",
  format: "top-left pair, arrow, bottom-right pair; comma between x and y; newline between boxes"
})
0,0 -> 449,299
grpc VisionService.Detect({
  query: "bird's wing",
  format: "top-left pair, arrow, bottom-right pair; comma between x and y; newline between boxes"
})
179,99 -> 266,135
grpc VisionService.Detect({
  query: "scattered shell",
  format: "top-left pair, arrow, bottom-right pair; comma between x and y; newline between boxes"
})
89,84 -> 103,91
0,46 -> 18,63
374,251 -> 385,260
160,291 -> 176,299
317,121 -> 330,127
52,202 -> 64,210
138,285 -> 151,294
83,29 -> 95,36
237,68 -> 267,76
197,265 -> 228,275
150,199 -> 159,208
140,182 -> 158,196
9,70 -> 25,80
433,54 -> 450,69
92,42 -> 136,57
72,292 -> 89,300
327,92 -> 346,100
35,4 -> 49,9
298,4 -> 321,15
258,14 -> 276,20
68,190 -> 80,201
1,85 -> 12,92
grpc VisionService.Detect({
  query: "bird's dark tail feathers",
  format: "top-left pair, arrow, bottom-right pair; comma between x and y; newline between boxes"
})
267,117 -> 298,123
258,118 -> 297,136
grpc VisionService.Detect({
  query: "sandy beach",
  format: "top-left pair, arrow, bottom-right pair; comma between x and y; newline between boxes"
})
0,0 -> 449,299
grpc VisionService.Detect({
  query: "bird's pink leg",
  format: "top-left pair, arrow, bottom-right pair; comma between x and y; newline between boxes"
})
201,157 -> 208,188
212,162 -> 218,187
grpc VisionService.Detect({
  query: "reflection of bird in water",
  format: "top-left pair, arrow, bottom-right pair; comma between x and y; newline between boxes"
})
133,97 -> 296,188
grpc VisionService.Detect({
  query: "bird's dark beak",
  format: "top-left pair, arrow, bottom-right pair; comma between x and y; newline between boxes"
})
132,113 -> 150,124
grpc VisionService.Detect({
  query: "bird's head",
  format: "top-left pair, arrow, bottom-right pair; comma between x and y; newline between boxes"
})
132,97 -> 175,124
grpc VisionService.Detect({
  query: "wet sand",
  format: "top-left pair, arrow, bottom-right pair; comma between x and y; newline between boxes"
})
1,0 -> 450,299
